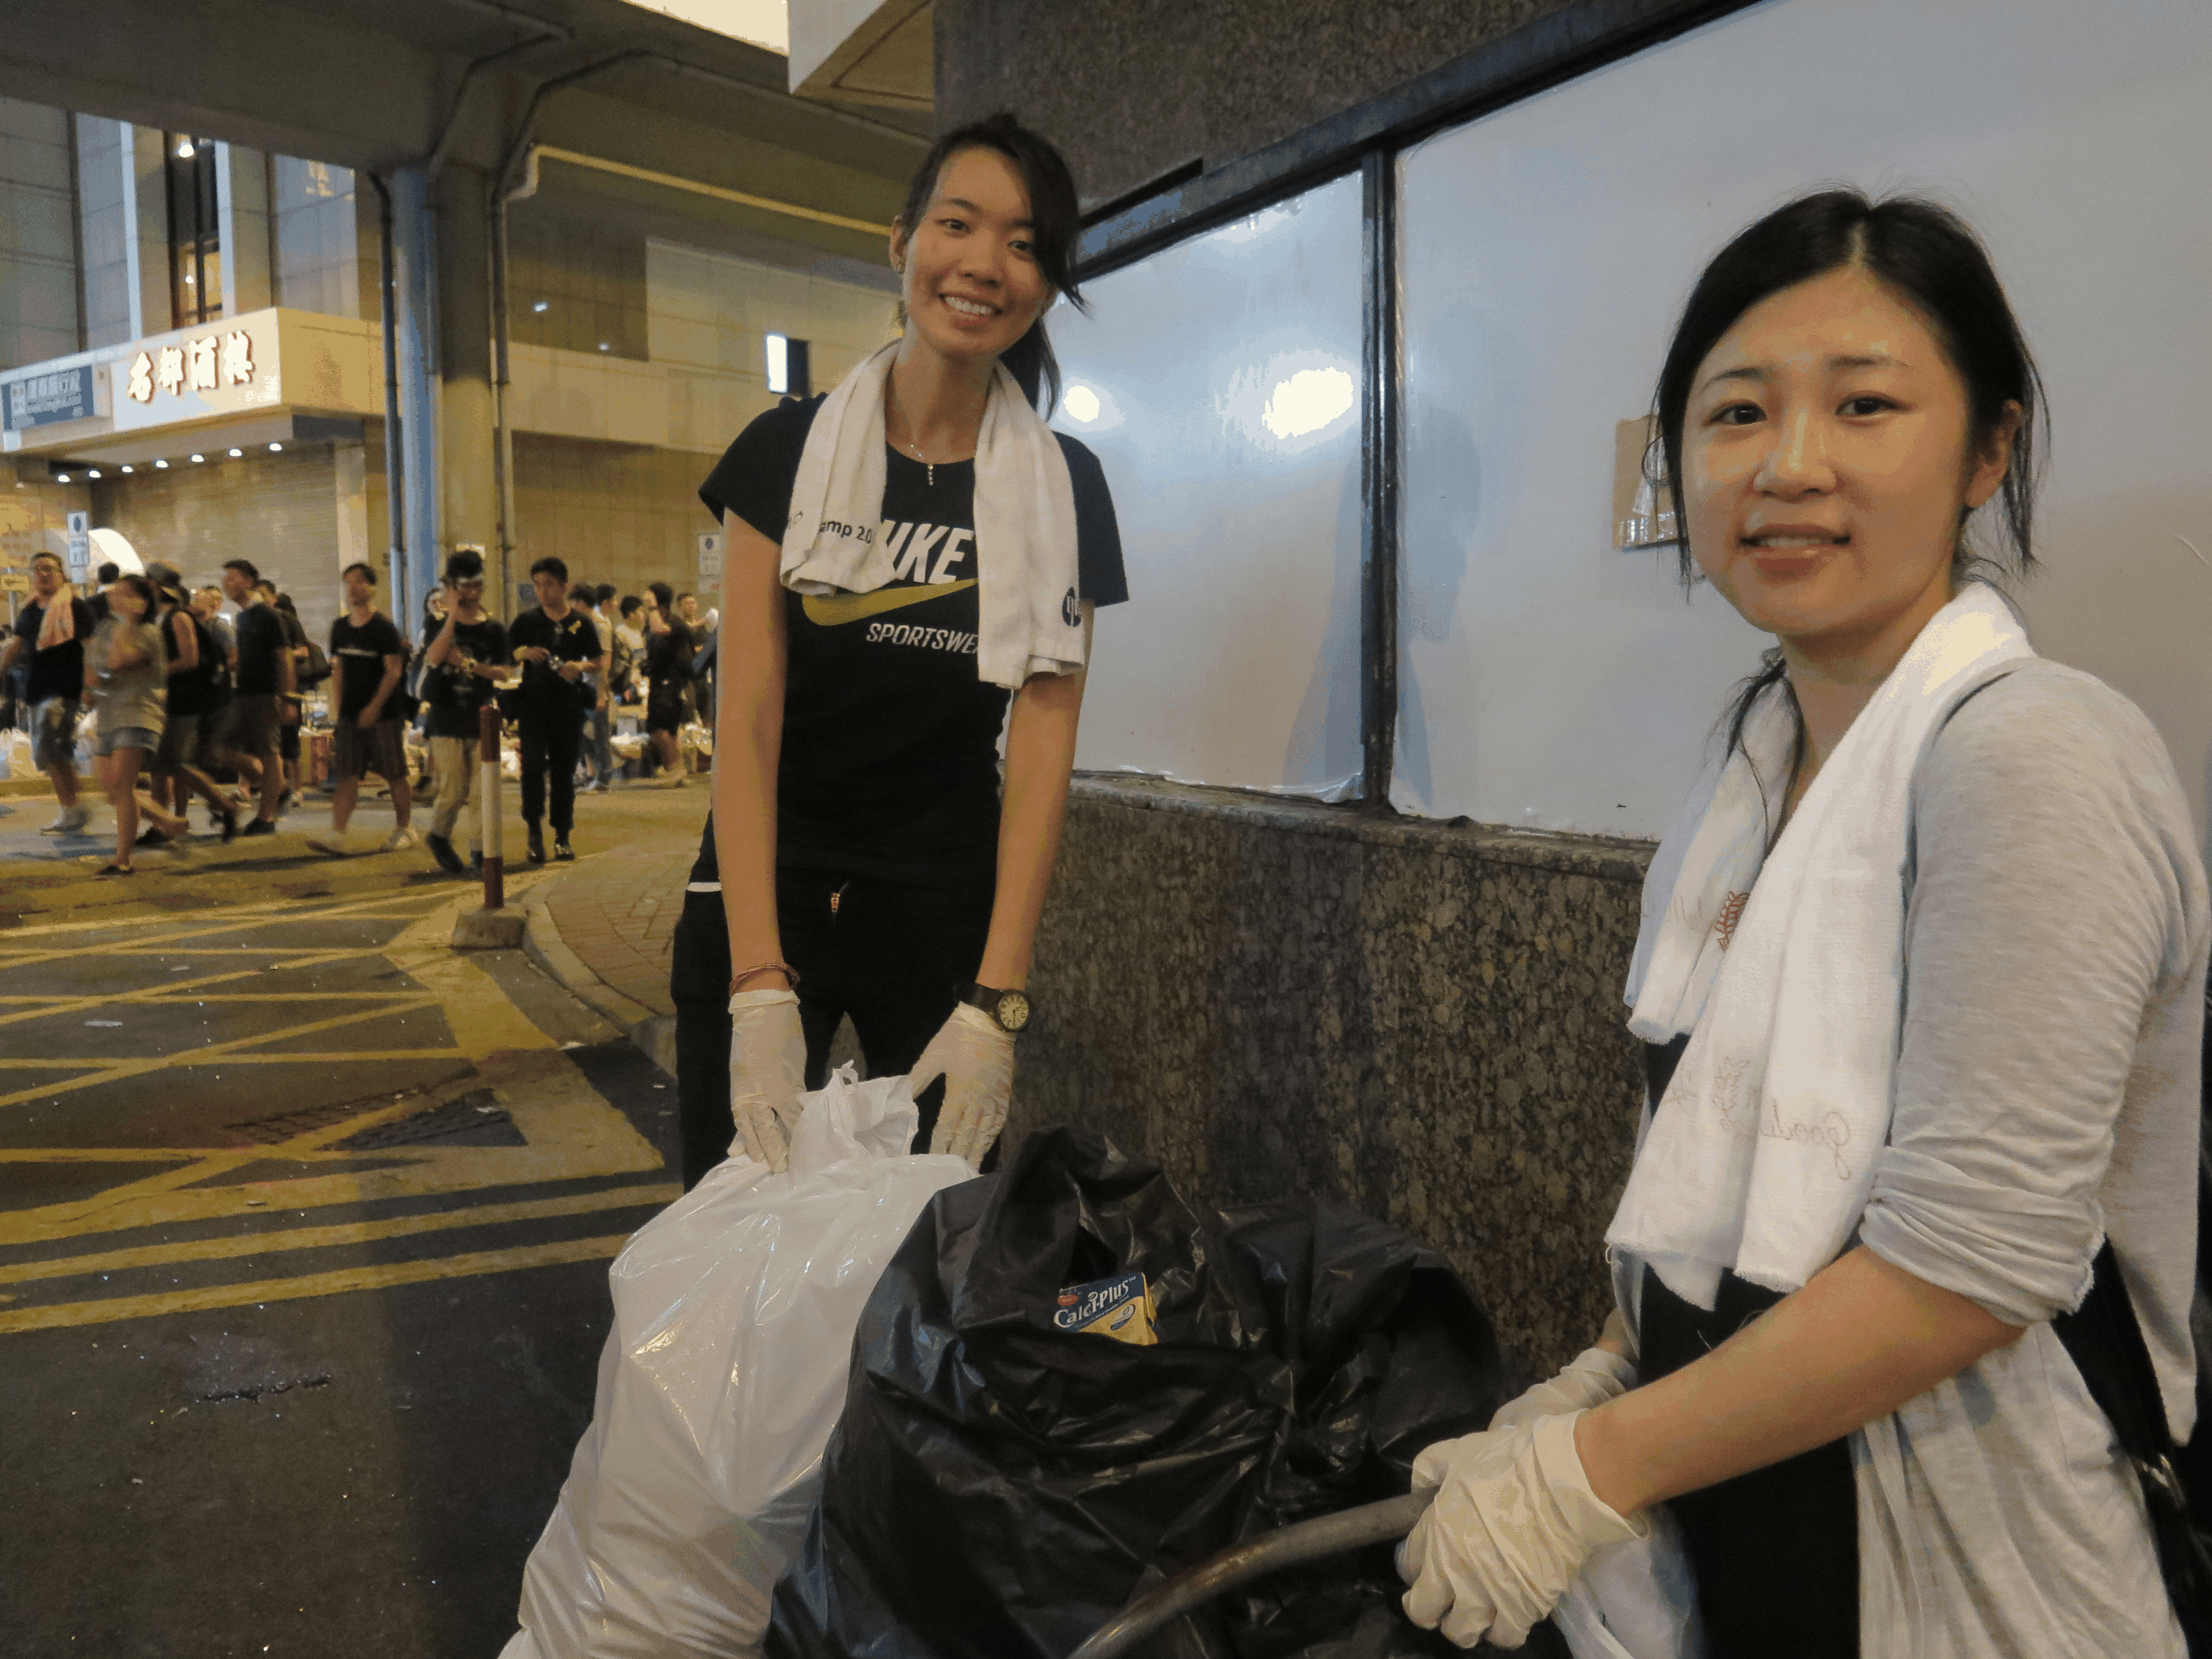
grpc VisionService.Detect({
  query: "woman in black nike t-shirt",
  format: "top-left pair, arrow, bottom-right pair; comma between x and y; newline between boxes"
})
670,112 -> 1127,1187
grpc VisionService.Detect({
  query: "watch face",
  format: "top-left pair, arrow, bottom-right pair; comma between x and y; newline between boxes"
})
995,990 -> 1031,1032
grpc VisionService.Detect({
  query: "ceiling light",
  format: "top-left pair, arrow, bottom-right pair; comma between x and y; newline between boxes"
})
121,465 -> 133,473
227,447 -> 242,457
268,442 -> 282,452
55,472 -> 71,483
598,341 -> 611,352
766,333 -> 789,393
86,468 -> 101,479
176,140 -> 195,159
532,300 -> 549,313
154,459 -> 169,469
1063,385 -> 1100,423
191,453 -> 205,463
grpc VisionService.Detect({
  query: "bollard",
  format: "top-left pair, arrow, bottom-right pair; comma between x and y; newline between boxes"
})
479,701 -> 504,910
451,701 -> 524,948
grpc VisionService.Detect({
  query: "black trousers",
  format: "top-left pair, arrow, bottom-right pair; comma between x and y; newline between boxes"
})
517,706 -> 584,835
669,867 -> 995,1190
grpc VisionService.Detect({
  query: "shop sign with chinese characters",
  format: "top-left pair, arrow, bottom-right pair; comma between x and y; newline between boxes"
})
110,313 -> 282,433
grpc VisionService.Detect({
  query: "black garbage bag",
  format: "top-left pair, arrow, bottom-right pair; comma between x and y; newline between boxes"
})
764,1125 -> 1512,1659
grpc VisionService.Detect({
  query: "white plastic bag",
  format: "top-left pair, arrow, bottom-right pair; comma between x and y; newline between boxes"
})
502,1067 -> 974,1659
1552,1502 -> 1707,1659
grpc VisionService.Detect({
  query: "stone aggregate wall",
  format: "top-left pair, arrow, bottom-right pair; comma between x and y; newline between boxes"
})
1011,776 -> 1656,1374
935,0 -> 1578,215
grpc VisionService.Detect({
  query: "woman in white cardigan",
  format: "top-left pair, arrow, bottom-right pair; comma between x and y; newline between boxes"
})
1400,191 -> 2208,1657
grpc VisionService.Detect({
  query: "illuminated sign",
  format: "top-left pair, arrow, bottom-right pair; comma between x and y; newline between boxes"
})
3,364 -> 95,431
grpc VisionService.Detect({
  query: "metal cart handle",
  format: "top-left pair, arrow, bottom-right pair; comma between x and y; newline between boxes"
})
1069,1489 -> 1437,1659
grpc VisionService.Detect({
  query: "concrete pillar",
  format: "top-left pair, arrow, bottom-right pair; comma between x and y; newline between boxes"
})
121,124 -> 170,338
215,142 -> 273,316
436,164 -> 500,613
390,165 -> 442,624
333,441 -> 369,578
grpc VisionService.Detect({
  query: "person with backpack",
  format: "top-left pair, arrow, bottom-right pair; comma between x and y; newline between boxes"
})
308,561 -> 415,855
259,584 -> 315,807
141,562 -> 242,843
1395,192 -> 2208,1658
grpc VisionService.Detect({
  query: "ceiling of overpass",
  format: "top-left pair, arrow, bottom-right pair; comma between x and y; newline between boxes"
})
621,0 -> 789,55
0,0 -> 926,235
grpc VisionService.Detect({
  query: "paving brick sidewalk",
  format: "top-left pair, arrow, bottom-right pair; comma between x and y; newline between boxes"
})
534,841 -> 696,1021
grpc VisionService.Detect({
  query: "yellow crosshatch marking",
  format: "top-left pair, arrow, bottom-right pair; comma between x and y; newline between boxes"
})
0,879 -> 670,1327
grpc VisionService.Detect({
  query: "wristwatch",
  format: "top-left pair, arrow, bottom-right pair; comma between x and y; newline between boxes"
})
960,982 -> 1031,1035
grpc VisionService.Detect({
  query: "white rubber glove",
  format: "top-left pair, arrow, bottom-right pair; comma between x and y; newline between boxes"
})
1488,1335 -> 1636,1433
910,1002 -> 1014,1167
727,988 -> 804,1173
1399,1412 -> 1647,1650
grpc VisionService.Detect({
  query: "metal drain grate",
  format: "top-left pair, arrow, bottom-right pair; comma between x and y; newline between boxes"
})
226,1100 -> 375,1146
335,1088 -> 519,1150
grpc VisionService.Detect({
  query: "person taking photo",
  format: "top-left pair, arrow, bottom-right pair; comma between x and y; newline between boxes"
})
420,550 -> 510,876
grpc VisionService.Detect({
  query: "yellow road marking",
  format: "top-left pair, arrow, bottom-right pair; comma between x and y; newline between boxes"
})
0,997 -> 445,1109
0,1146 -> 417,1164
0,886 -> 437,943
0,884 -> 660,1247
0,1183 -> 680,1287
0,1233 -> 636,1334
0,992 -> 430,1004
0,1052 -> 460,1068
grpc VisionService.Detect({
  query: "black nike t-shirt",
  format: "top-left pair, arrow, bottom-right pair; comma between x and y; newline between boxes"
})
690,392 -> 1126,886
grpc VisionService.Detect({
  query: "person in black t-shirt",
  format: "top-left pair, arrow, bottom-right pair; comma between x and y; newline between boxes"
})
642,580 -> 693,780
421,550 -> 511,875
309,562 -> 415,856
668,114 -> 1130,1190
508,555 -> 604,862
142,562 -> 243,842
0,551 -> 97,834
212,558 -> 293,834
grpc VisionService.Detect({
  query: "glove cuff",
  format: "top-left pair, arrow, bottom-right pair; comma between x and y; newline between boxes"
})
1532,1412 -> 1649,1542
730,987 -> 800,1013
1564,1346 -> 1637,1398
948,1000 -> 1013,1041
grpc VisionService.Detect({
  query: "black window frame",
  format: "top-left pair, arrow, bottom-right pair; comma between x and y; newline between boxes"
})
1069,0 -> 1762,810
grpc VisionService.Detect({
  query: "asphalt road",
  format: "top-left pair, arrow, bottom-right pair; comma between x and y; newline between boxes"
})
0,777 -> 703,1658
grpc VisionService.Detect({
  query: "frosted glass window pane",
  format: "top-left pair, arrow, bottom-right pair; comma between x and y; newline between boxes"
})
1054,174 -> 1364,799
1395,0 -> 2212,841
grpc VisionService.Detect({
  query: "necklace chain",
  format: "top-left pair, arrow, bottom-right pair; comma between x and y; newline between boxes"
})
889,375 -> 982,489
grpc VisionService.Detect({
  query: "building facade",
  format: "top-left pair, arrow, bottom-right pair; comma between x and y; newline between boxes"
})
0,98 -> 897,640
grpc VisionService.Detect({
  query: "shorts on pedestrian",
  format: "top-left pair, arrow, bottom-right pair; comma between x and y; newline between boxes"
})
645,684 -> 686,734
218,693 -> 281,758
96,724 -> 160,757
30,696 -> 79,772
153,711 -> 204,771
333,718 -> 406,781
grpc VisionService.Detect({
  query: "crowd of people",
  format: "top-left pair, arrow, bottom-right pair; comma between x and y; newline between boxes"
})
0,546 -> 717,876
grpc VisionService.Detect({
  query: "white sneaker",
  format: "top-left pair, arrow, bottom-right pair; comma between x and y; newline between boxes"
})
41,806 -> 91,835
381,826 -> 420,852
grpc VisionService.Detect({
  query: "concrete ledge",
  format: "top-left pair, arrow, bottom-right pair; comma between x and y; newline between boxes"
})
451,906 -> 528,950
1070,774 -> 1656,884
520,884 -> 676,1077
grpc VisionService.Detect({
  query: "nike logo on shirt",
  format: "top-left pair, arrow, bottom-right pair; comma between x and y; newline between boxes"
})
803,580 -> 976,627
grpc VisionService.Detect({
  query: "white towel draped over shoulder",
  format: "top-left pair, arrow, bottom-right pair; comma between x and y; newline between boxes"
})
1608,583 -> 2034,1309
779,342 -> 1085,691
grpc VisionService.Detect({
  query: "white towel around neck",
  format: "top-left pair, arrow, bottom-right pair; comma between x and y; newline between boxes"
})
1608,583 -> 2037,1310
779,342 -> 1085,691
